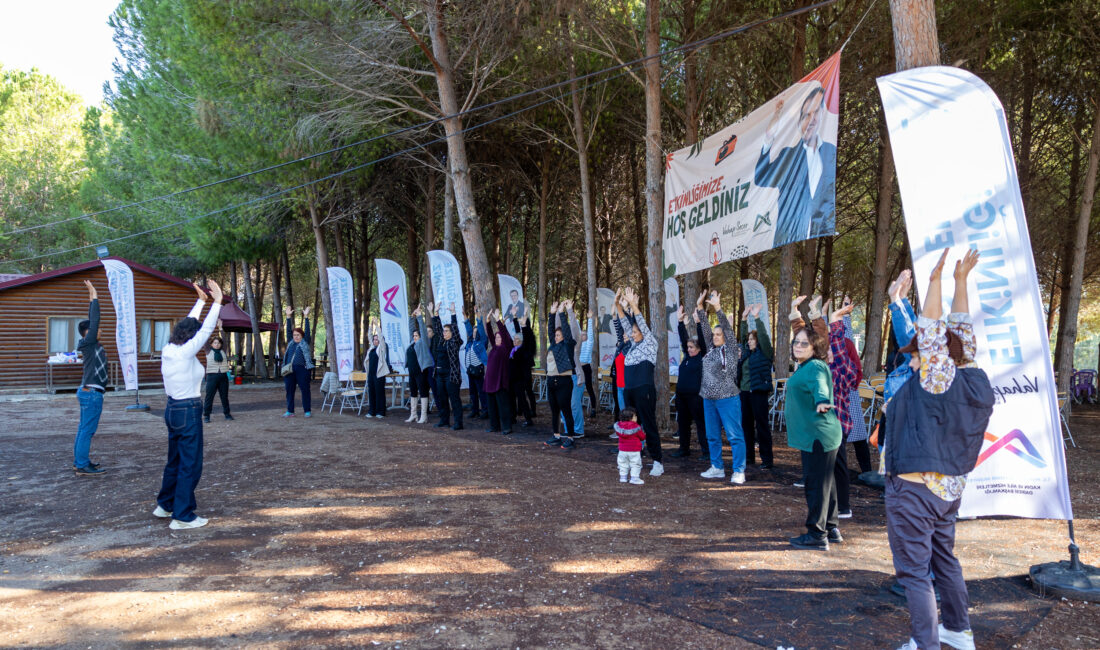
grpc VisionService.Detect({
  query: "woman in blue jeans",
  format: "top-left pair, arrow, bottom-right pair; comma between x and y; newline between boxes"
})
282,305 -> 314,417
695,291 -> 747,485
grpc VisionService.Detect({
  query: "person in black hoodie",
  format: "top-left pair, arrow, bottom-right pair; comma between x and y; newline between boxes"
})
738,303 -> 775,468
431,302 -> 464,430
73,279 -> 109,476
670,305 -> 708,459
543,300 -> 578,449
508,311 -> 536,427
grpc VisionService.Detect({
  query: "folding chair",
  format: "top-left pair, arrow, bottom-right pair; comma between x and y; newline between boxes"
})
769,378 -> 787,431
858,386 -> 879,432
339,371 -> 368,415
1058,393 -> 1077,448
319,372 -> 341,413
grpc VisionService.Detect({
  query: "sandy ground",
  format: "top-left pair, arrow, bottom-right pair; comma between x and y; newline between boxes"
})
1,385 -> 1098,649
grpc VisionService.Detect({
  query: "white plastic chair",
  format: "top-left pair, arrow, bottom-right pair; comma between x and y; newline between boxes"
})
339,372 -> 368,415
319,372 -> 341,413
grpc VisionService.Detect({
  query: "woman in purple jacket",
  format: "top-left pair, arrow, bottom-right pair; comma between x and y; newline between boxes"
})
483,309 -> 514,435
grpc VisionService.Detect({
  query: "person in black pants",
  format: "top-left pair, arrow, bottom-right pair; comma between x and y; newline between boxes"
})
202,335 -> 233,423
365,330 -> 391,418
282,306 -> 314,417
615,287 -> 664,476
508,312 -> 536,426
431,303 -> 464,430
738,304 -> 775,468
543,300 -> 578,449
670,306 -> 707,459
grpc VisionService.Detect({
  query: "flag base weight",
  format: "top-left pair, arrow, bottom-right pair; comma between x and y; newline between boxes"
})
126,403 -> 150,412
1030,543 -> 1100,600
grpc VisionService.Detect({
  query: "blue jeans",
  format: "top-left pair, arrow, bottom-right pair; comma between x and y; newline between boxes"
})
617,387 -> 625,411
704,396 -> 746,472
561,375 -> 585,434
157,397 -> 204,522
74,388 -> 104,468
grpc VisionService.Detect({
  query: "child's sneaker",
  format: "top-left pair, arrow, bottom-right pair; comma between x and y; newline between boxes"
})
629,477 -> 645,485
619,475 -> 628,483
609,432 -> 618,440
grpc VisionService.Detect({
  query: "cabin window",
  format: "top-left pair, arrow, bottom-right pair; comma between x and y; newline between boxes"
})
47,317 -> 85,353
139,319 -> 174,354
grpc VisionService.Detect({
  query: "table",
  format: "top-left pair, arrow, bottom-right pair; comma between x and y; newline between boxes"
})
385,373 -> 410,409
46,360 -> 118,393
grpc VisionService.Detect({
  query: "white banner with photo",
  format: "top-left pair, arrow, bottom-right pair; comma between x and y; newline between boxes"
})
664,277 -> 680,376
498,274 -> 526,335
101,259 -> 138,390
596,288 -> 617,370
376,259 -> 409,374
740,278 -> 772,336
663,52 -> 841,276
427,249 -> 468,387
326,266 -> 356,382
879,66 -> 1072,520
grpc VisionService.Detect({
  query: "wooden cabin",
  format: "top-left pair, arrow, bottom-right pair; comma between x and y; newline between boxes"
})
0,257 -> 207,391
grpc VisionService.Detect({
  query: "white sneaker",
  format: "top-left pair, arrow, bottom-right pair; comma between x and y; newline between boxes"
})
896,639 -> 919,650
375,414 -> 383,419
938,625 -> 975,650
730,471 -> 746,484
649,461 -> 664,477
169,516 -> 209,530
152,505 -> 172,518
794,481 -> 805,488
629,477 -> 645,485
619,475 -> 628,483
609,433 -> 618,440
700,466 -> 725,479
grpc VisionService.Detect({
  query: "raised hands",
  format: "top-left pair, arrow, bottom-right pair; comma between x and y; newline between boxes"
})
923,248 -> 951,321
284,305 -> 293,317
888,269 -> 913,303
413,305 -> 422,317
929,248 -> 950,282
676,305 -> 685,322
302,305 -> 311,317
550,301 -> 560,314
84,279 -> 98,301
427,302 -> 435,316
807,295 -> 823,320
192,282 -> 207,302
830,295 -> 854,323
789,295 -> 807,319
696,290 -> 706,310
705,291 -> 721,312
207,279 -> 223,304
750,303 -> 762,318
952,248 -> 981,314
623,288 -> 641,312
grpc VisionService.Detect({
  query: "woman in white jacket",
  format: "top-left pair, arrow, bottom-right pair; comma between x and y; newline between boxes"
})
153,280 -> 223,530
365,328 -> 391,418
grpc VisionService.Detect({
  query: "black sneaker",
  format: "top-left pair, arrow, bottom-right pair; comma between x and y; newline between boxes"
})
827,528 -> 844,544
789,533 -> 829,550
224,414 -> 234,421
561,437 -> 576,450
74,465 -> 106,476
544,436 -> 563,447
573,431 -> 585,439
72,462 -> 101,470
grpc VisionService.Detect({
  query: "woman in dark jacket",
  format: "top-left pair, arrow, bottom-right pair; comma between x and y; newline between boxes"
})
483,309 -> 513,435
670,306 -> 707,459
282,305 -> 314,417
542,300 -> 578,449
430,303 -> 463,430
509,313 -> 536,427
405,307 -> 434,423
365,329 -> 390,418
738,303 -> 774,468
202,335 -> 233,423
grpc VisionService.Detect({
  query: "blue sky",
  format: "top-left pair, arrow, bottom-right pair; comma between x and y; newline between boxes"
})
0,0 -> 120,105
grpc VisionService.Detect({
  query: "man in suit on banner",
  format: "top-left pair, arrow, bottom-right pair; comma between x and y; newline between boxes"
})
754,84 -> 836,249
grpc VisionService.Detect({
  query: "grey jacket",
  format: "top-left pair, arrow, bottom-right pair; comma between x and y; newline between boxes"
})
698,309 -> 741,401
408,316 -> 434,370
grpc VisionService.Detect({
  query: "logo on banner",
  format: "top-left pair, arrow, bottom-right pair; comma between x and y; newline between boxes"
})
754,212 -> 772,232
714,134 -> 738,165
975,430 -> 1046,469
383,285 -> 401,317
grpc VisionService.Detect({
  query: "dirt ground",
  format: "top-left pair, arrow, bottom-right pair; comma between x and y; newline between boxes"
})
1,385 -> 1098,649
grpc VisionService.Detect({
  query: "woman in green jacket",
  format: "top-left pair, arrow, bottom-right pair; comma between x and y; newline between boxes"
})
784,324 -> 843,550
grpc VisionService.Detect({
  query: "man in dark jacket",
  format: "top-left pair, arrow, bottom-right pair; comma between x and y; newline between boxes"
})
74,280 -> 109,476
509,316 -> 536,426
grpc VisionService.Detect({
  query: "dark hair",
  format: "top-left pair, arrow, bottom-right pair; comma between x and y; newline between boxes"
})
899,330 -> 965,365
800,86 -> 826,117
78,319 -> 91,337
292,327 -> 305,338
210,335 -> 223,345
747,330 -> 759,344
170,317 -> 201,346
620,407 -> 637,421
794,326 -> 829,361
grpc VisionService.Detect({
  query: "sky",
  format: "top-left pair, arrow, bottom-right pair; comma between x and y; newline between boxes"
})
0,0 -> 121,106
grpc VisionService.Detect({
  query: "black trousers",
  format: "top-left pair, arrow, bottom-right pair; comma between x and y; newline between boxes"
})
511,376 -> 534,422
203,372 -> 230,417
368,374 -> 387,416
581,363 -> 598,410
435,373 -> 463,427
801,439 -> 839,537
625,383 -> 662,462
408,369 -> 429,398
487,390 -> 514,433
676,391 -> 707,456
852,439 -> 873,474
834,439 -> 851,512
547,375 -> 575,435
740,390 -> 773,465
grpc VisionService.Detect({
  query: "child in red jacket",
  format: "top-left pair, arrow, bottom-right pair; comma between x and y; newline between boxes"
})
614,408 -> 646,484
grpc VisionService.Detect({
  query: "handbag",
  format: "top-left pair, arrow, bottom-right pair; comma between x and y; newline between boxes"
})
281,363 -> 293,377
467,363 -> 485,379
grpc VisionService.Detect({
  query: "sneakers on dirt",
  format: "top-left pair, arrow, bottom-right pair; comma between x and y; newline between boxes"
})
937,625 -> 975,650
169,516 -> 208,530
730,471 -> 746,484
700,466 -> 725,479
649,461 -> 664,477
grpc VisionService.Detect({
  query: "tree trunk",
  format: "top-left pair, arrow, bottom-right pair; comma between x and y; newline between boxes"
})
272,256 -> 283,368
1055,97 -> 1100,397
424,171 -> 438,300
443,167 -> 455,254
334,223 -> 347,269
629,141 -> 650,313
888,0 -> 940,69
281,242 -> 295,313
308,198 -> 338,372
821,236 -> 834,301
644,0 -> 669,430
564,15 -> 600,331
241,259 -> 268,378
862,116 -> 898,373
426,2 -> 495,316
680,1 -> 703,308
798,239 -> 818,304
407,218 -> 421,306
537,146 -> 550,368
1053,109 -> 1087,366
